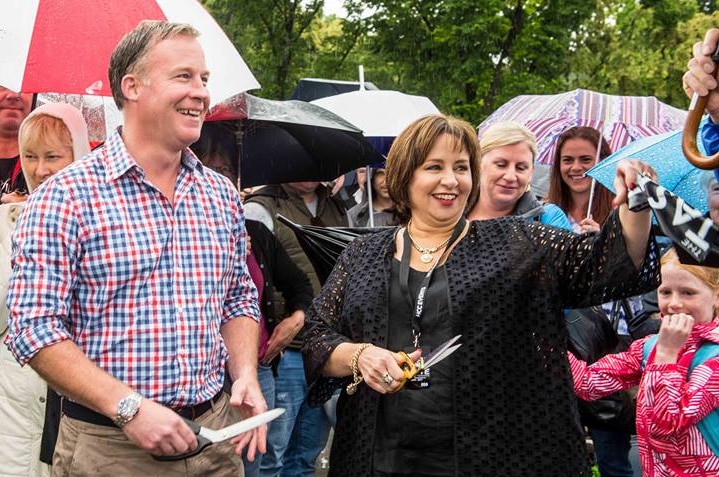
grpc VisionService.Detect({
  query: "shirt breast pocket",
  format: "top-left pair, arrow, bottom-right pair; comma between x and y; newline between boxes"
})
81,220 -> 166,286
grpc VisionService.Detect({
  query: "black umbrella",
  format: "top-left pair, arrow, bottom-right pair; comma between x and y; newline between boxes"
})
205,93 -> 384,188
289,77 -> 379,102
277,215 -> 388,284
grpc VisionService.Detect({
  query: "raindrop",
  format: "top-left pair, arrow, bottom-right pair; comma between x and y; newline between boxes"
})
85,80 -> 103,95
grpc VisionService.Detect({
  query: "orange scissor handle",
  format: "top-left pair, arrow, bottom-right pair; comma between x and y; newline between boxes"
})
683,46 -> 719,170
389,352 -> 422,393
397,351 -> 419,380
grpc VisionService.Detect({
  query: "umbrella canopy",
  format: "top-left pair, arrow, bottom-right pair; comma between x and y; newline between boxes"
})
203,93 -> 384,188
289,78 -> 380,102
311,89 -> 441,156
36,93 -> 121,147
1,0 -> 259,105
586,129 -> 708,213
277,215 -> 385,284
477,88 -> 687,197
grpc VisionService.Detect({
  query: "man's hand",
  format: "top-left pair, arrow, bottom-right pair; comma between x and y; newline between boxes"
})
683,28 -> 719,122
262,310 -> 304,364
121,399 -> 198,456
228,374 -> 268,462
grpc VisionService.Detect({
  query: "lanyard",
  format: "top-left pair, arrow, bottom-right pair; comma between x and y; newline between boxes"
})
399,219 -> 466,348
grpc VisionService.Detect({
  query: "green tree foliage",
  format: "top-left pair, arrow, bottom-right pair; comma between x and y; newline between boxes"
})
343,0 -> 602,122
204,0 -> 719,123
202,0 -> 326,99
563,0 -> 703,109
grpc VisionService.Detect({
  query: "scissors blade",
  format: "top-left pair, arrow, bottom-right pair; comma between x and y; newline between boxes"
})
419,334 -> 462,370
199,408 -> 285,443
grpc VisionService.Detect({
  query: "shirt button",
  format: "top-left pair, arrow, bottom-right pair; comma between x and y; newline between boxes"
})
39,396 -> 46,403
179,347 -> 186,356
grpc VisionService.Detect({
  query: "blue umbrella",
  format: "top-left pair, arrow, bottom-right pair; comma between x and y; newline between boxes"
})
586,127 -> 709,213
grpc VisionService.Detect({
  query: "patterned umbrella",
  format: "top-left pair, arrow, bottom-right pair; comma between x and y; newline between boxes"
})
477,89 -> 687,197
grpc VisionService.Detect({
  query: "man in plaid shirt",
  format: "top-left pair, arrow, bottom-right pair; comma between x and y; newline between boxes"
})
5,21 -> 264,476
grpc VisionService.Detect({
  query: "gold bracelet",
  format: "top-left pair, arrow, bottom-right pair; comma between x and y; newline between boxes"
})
346,343 -> 373,395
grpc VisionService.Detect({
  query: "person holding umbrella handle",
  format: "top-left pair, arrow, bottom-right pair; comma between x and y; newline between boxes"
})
683,28 -> 719,169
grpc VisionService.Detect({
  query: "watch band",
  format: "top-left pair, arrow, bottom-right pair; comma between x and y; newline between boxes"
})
114,392 -> 142,427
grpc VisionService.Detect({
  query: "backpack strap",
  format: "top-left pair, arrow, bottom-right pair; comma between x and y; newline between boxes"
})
642,336 -> 719,456
690,343 -> 719,457
641,334 -> 659,370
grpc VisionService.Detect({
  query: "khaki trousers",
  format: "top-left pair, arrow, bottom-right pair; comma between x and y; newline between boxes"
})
52,393 -> 244,477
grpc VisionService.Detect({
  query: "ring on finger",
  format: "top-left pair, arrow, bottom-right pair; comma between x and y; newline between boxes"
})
382,373 -> 394,385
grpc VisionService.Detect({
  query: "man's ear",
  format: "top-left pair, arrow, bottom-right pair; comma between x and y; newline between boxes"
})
121,74 -> 141,104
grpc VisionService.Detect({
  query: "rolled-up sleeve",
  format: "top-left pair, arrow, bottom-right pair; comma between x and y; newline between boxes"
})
5,185 -> 77,365
222,198 -> 260,324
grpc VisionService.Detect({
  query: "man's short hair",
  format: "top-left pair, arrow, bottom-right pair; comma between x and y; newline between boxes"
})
109,20 -> 199,109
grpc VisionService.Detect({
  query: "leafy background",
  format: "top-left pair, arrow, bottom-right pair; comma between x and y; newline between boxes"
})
202,0 -> 719,124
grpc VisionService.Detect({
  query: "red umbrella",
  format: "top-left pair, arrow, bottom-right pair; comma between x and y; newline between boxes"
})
477,89 -> 687,197
1,0 -> 259,105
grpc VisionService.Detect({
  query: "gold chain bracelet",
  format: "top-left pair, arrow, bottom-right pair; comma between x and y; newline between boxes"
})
346,343 -> 373,395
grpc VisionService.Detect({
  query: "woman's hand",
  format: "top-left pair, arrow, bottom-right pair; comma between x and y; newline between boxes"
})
614,159 -> 656,269
358,346 -> 422,394
654,313 -> 694,364
262,310 -> 304,364
612,159 -> 657,208
578,215 -> 600,234
0,191 -> 28,204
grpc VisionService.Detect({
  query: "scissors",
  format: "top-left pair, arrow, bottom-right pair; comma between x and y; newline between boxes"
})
394,334 -> 462,391
153,407 -> 285,461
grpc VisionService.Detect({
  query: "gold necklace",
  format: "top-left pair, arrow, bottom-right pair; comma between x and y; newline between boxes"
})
406,222 -> 453,264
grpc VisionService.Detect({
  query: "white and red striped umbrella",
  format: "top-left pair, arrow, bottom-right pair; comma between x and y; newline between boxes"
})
0,0 -> 259,105
477,88 -> 687,197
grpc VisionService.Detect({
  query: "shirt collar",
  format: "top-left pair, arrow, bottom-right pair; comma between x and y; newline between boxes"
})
103,127 -> 206,182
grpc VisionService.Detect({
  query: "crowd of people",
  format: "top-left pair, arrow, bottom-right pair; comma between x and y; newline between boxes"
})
1,18 -> 719,477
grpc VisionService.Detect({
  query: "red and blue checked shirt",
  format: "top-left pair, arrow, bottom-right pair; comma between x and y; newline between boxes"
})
570,321 -> 719,476
5,129 -> 260,408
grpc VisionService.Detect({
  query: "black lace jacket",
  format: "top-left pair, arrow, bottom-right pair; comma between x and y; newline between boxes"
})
303,212 -> 660,477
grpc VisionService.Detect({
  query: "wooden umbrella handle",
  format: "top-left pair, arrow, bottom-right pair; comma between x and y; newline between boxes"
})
682,46 -> 719,170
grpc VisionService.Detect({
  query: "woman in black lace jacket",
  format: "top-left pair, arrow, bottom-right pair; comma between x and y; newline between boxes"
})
302,114 -> 660,477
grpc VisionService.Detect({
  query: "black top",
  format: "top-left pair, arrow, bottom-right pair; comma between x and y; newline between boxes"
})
303,212 -> 660,477
0,156 -> 27,195
245,219 -> 314,335
374,261 -> 453,475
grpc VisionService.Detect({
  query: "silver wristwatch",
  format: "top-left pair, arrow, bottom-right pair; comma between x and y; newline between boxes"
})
114,392 -> 142,427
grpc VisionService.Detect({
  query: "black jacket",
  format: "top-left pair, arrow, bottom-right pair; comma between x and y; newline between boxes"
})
303,213 -> 660,476
246,219 -> 313,335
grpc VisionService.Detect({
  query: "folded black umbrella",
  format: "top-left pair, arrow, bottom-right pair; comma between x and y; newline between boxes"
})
277,215 -> 389,284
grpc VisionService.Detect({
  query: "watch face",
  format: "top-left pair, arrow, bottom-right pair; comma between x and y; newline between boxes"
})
115,393 -> 142,427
